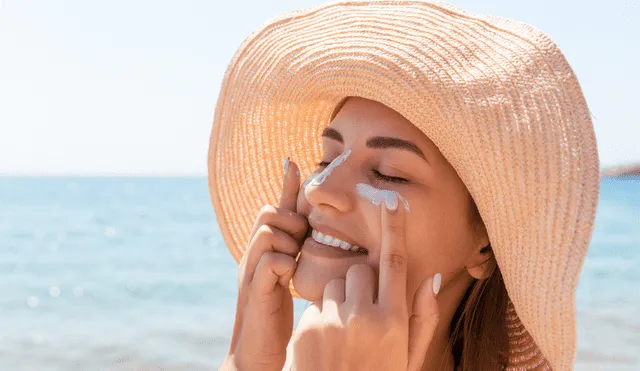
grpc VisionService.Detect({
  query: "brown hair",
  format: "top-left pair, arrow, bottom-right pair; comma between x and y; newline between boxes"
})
448,199 -> 510,370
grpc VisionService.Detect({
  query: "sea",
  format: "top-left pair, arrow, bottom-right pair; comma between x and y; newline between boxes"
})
0,177 -> 638,371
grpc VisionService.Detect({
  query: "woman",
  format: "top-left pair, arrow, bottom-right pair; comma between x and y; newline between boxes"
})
208,1 -> 600,370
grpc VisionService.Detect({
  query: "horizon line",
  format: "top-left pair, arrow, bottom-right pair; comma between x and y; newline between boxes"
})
1,161 -> 639,178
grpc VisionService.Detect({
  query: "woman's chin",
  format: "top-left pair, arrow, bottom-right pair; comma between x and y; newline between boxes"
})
291,248 -> 370,301
291,263 -> 331,301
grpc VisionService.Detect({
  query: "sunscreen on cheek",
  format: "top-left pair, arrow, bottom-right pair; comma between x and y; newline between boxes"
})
355,183 -> 410,212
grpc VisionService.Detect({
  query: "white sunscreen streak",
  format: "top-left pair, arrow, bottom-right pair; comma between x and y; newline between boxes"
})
309,149 -> 351,186
301,149 -> 351,201
355,183 -> 410,212
301,172 -> 317,190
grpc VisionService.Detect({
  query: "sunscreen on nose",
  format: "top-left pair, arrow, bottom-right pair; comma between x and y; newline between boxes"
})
301,172 -> 318,190
355,183 -> 410,212
309,149 -> 351,186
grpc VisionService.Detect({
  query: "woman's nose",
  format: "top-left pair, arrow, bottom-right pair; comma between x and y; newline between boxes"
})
303,151 -> 354,213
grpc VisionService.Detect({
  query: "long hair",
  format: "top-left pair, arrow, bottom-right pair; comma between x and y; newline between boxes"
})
449,199 -> 510,370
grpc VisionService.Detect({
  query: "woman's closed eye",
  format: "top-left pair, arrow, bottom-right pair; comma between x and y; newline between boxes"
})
316,161 -> 409,183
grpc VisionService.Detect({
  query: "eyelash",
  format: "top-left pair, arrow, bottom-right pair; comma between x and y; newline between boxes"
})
316,161 -> 409,184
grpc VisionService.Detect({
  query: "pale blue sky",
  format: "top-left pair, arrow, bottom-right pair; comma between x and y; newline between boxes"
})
0,0 -> 638,175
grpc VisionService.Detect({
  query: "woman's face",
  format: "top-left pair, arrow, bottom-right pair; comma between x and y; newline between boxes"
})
292,97 -> 490,307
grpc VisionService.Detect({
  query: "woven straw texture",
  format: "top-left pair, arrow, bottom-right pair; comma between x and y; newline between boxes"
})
207,1 -> 600,370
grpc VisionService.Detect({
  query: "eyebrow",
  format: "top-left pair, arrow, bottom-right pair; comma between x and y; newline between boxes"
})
321,127 -> 428,161
322,127 -> 344,142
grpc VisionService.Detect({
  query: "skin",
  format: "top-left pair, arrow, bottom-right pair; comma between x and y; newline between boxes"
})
289,192 -> 440,371
221,97 -> 493,371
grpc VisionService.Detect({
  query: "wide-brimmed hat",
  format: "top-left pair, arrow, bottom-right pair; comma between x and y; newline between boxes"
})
207,1 -> 600,369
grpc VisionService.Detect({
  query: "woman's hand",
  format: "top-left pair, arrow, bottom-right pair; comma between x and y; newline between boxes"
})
289,194 -> 441,371
223,159 -> 308,371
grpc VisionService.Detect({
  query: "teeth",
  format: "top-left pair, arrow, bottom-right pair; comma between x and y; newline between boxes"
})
322,234 -> 333,245
311,229 -> 361,252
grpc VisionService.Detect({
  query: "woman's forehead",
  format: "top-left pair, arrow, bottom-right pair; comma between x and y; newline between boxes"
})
332,99 -> 417,135
329,98 -> 440,157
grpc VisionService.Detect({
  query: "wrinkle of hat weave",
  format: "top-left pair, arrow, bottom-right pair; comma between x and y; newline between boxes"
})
208,1 -> 600,370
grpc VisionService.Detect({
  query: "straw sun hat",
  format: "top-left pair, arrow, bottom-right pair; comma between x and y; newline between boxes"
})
207,1 -> 600,369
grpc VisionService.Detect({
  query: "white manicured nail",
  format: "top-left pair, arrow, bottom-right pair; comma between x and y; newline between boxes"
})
384,192 -> 398,211
433,273 -> 442,296
283,157 -> 290,176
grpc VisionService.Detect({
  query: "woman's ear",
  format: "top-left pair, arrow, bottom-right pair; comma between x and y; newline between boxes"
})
466,217 -> 493,279
465,244 -> 495,280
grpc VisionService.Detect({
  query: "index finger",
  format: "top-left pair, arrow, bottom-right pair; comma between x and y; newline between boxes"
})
279,157 -> 301,211
378,192 -> 409,313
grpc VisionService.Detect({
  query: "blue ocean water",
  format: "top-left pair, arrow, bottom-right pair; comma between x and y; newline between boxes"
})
0,177 -> 638,371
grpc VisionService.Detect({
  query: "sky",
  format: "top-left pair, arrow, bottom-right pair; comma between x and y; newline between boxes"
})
0,0 -> 638,175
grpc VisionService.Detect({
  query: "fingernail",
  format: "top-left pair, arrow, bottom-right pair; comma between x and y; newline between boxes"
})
384,192 -> 398,211
283,157 -> 290,177
433,273 -> 442,296
296,168 -> 300,178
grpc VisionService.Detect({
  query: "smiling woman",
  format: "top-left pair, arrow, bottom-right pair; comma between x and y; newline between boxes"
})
207,1 -> 600,371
